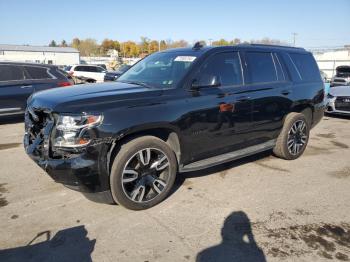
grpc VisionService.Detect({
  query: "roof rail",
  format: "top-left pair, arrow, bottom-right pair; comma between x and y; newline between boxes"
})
237,43 -> 305,50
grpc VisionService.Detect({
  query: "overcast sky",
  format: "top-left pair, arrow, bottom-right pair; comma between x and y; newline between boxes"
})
0,0 -> 349,48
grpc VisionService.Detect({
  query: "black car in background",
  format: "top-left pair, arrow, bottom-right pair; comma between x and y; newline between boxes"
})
25,44 -> 324,210
330,65 -> 350,87
104,64 -> 131,81
0,62 -> 73,117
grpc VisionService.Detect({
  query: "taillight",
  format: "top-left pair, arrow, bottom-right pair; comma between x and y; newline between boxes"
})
58,81 -> 72,87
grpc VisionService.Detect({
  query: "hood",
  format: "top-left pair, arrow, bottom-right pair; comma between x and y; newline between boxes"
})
329,85 -> 350,97
28,82 -> 163,113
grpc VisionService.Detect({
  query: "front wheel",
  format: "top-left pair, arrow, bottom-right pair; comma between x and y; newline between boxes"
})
273,113 -> 310,160
110,136 -> 177,210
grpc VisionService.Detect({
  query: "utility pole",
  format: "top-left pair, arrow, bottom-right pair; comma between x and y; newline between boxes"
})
292,33 -> 298,46
208,38 -> 213,46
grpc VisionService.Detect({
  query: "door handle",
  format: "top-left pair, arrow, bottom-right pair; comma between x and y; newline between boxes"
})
237,96 -> 251,102
21,85 -> 32,89
281,90 -> 291,96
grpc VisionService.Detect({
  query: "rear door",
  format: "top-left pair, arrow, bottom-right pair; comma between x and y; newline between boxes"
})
242,51 -> 293,144
0,64 -> 33,116
90,66 -> 106,82
73,65 -> 90,79
23,65 -> 58,92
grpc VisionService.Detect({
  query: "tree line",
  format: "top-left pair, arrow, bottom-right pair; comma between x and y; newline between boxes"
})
49,37 -> 287,57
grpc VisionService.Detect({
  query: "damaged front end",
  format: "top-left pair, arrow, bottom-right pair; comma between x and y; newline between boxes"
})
24,106 -> 114,203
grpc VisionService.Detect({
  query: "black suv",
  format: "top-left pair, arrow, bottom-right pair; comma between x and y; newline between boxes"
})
24,44 -> 324,210
0,62 -> 72,117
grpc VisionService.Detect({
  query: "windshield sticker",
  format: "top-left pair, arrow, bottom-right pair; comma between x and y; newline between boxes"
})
174,56 -> 196,62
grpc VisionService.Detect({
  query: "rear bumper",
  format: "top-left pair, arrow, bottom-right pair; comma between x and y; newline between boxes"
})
311,102 -> 325,128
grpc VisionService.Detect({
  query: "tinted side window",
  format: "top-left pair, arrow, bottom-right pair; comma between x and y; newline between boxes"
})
273,53 -> 285,81
289,53 -> 320,82
89,66 -> 98,72
25,66 -> 52,80
246,52 -> 277,83
0,65 -> 25,81
95,67 -> 104,72
75,66 -> 86,72
198,52 -> 243,86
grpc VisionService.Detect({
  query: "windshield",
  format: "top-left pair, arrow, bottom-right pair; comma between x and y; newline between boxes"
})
117,52 -> 197,88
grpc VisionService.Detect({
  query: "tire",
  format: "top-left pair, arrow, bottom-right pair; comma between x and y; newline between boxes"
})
110,136 -> 177,210
273,112 -> 310,160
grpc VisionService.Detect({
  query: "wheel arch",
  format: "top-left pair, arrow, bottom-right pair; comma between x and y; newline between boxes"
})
284,105 -> 313,127
106,127 -> 182,175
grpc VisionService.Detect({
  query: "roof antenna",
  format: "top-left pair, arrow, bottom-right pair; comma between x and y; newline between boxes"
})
192,41 -> 204,50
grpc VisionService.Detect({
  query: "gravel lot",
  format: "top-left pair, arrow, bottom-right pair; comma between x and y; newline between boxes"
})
0,115 -> 350,262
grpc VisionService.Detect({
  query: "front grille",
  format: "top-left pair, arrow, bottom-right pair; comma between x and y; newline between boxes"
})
335,97 -> 350,112
24,107 -> 54,159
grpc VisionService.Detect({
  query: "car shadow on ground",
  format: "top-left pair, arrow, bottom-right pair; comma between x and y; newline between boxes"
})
0,115 -> 24,125
196,211 -> 266,262
0,225 -> 95,262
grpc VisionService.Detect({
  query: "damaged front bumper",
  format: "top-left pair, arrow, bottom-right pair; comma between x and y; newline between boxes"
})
24,108 -> 114,204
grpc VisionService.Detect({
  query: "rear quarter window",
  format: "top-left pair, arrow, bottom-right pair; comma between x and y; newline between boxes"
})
0,65 -> 25,81
25,66 -> 53,80
245,52 -> 277,84
288,53 -> 320,82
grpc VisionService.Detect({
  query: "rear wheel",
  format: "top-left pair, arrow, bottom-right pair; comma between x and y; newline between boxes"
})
110,136 -> 177,210
273,113 -> 310,160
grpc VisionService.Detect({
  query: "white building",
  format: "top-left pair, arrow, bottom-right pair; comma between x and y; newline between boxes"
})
312,47 -> 350,79
0,44 -> 80,65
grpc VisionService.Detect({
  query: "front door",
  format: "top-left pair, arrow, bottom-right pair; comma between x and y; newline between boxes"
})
180,51 -> 253,163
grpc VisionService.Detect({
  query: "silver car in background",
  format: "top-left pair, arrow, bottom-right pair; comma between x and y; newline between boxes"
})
326,85 -> 350,115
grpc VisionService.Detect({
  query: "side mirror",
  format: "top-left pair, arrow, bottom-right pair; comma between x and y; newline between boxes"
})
191,76 -> 221,89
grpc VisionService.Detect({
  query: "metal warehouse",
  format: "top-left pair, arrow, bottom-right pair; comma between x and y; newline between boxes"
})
0,44 -> 80,65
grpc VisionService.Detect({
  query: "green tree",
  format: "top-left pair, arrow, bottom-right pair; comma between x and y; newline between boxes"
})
71,38 -> 81,49
140,36 -> 150,54
159,40 -> 167,51
149,40 -> 159,53
60,40 -> 68,47
49,40 -> 57,47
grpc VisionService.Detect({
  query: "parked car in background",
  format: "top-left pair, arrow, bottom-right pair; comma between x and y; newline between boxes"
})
326,85 -> 350,115
104,64 -> 131,81
330,65 -> 350,87
96,64 -> 107,70
68,65 -> 106,83
24,44 -> 325,210
62,65 -> 72,73
0,62 -> 72,117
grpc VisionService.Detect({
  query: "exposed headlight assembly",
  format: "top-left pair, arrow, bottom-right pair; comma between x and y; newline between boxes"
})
53,114 -> 103,148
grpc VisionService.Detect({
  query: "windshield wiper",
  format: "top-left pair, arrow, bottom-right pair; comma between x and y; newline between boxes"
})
118,80 -> 153,88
